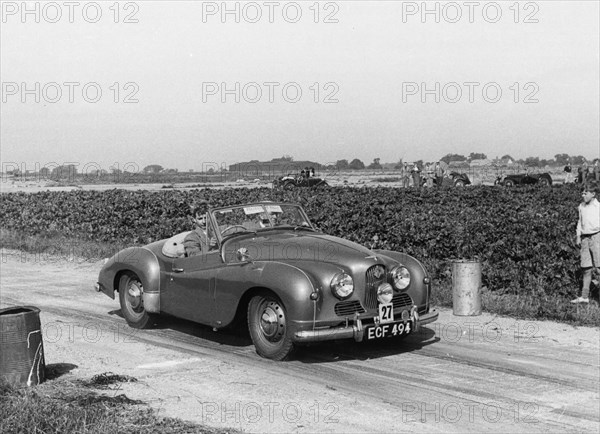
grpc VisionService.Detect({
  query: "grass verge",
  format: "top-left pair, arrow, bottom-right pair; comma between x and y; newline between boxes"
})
0,374 -> 236,434
431,278 -> 600,326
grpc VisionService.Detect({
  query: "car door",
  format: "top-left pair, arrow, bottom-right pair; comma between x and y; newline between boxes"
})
161,235 -> 223,326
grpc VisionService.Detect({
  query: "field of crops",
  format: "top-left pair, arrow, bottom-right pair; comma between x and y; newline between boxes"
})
1,184 -> 596,324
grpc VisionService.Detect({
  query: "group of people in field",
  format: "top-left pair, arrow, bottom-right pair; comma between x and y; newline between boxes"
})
563,159 -> 600,184
399,161 -> 446,189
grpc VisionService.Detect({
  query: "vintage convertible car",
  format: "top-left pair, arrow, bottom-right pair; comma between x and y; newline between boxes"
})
95,202 -> 438,360
272,173 -> 329,189
422,171 -> 471,187
495,172 -> 552,187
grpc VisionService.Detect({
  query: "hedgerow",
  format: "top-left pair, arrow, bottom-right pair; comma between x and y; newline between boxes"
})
0,185 -> 586,302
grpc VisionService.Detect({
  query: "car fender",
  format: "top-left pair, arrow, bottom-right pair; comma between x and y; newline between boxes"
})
374,250 -> 431,310
215,260 -> 317,328
97,246 -> 161,313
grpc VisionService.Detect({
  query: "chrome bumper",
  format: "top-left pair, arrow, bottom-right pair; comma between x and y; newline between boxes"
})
294,308 -> 439,343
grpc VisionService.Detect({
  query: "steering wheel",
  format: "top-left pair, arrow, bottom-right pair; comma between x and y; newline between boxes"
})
221,225 -> 247,236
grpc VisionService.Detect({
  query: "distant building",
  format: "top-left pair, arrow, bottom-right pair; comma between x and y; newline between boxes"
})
469,159 -> 492,167
229,160 -> 323,178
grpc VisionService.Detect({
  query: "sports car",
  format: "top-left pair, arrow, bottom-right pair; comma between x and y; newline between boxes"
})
495,173 -> 553,187
272,173 -> 329,189
95,202 -> 438,360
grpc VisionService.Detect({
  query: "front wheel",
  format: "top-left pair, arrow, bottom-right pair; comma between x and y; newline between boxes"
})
248,294 -> 295,360
119,272 -> 156,329
454,179 -> 466,187
504,179 -> 515,187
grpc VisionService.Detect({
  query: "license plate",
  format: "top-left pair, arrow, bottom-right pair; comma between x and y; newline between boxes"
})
378,303 -> 394,323
366,320 -> 413,340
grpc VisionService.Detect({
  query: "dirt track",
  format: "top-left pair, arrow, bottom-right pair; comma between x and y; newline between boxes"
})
0,250 -> 598,433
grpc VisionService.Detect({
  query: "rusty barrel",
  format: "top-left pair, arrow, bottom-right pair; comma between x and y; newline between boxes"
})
451,260 -> 482,316
0,306 -> 45,387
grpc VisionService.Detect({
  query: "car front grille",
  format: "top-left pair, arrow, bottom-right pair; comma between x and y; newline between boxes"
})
392,293 -> 413,309
334,300 -> 366,316
364,265 -> 387,309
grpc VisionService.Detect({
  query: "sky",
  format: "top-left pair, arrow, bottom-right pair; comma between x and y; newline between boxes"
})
1,0 -> 599,172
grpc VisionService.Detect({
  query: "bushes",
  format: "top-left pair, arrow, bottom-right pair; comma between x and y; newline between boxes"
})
0,184 -> 585,301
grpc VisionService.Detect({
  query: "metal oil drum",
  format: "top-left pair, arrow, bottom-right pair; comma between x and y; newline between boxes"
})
451,260 -> 482,316
0,306 -> 45,387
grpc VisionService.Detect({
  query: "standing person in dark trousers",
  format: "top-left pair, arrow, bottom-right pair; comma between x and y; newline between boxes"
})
576,165 -> 583,184
571,183 -> 600,303
434,162 -> 444,186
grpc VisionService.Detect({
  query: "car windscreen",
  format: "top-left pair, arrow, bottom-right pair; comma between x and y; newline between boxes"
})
212,204 -> 312,237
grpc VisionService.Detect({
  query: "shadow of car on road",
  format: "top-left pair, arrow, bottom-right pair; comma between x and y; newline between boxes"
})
294,326 -> 438,363
109,308 -> 438,362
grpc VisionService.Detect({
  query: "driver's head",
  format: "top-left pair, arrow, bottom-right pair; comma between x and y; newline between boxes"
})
190,201 -> 209,227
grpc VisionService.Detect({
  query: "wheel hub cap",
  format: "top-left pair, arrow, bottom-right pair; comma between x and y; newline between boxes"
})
260,303 -> 285,341
128,284 -> 142,309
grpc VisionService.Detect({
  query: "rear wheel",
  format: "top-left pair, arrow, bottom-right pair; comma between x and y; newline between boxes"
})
283,181 -> 295,190
118,272 -> 156,329
248,293 -> 295,360
454,179 -> 466,187
504,179 -> 515,187
539,176 -> 552,187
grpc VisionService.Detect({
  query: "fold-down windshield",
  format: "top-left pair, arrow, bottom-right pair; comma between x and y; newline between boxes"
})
211,203 -> 313,238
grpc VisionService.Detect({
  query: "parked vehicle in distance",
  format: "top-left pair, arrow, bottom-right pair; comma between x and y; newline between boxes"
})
422,172 -> 471,187
495,173 -> 553,187
273,167 -> 329,190
95,202 -> 438,360
272,172 -> 329,189
447,172 -> 471,187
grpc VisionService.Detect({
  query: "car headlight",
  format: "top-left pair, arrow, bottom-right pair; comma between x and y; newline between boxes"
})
390,266 -> 411,290
330,272 -> 354,299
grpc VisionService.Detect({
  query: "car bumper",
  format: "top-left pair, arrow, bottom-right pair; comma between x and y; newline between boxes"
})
294,308 -> 439,343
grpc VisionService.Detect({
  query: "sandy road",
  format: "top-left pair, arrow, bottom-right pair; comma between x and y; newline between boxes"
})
0,250 -> 598,433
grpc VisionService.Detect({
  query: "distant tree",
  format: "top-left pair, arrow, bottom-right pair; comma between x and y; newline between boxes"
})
501,154 -> 515,161
394,158 -> 404,169
554,154 -> 570,166
51,164 -> 78,179
143,164 -> 164,174
571,155 -> 587,165
335,159 -> 349,170
440,153 -> 467,164
525,157 -> 540,167
349,158 -> 365,170
415,159 -> 424,169
468,152 -> 487,161
368,158 -> 382,170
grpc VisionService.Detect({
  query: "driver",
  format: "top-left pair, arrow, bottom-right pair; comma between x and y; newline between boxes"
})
183,201 -> 215,257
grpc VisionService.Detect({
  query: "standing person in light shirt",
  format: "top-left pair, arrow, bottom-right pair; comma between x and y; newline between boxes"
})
571,183 -> 600,303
